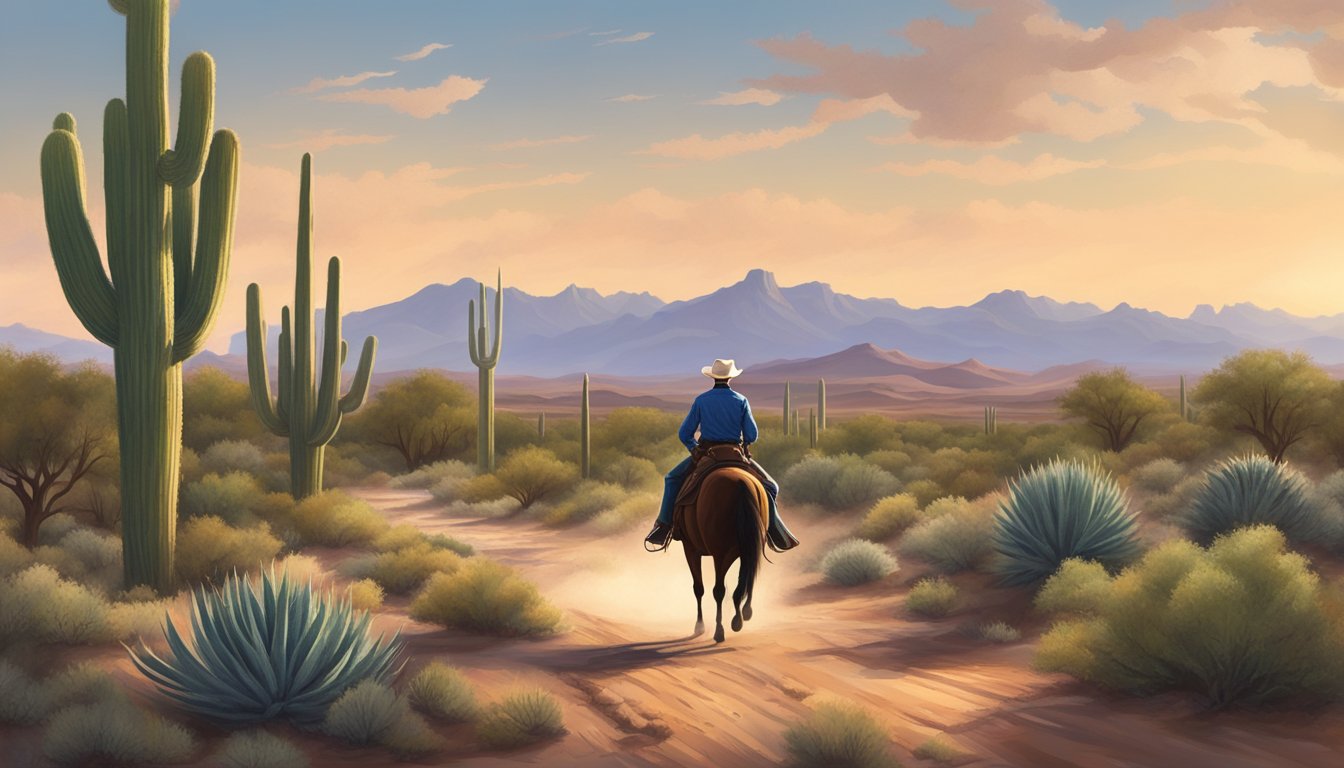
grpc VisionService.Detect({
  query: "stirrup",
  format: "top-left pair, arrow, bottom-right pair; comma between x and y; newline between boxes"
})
644,523 -> 673,552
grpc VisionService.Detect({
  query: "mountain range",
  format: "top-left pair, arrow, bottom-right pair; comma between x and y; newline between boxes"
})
11,269 -> 1344,378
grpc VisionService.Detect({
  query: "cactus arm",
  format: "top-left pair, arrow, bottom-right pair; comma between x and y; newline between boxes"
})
245,284 -> 287,436
277,306 -> 292,423
310,258 -> 345,444
339,337 -> 377,415
340,340 -> 348,366
108,0 -> 129,14
467,298 -> 482,366
488,270 -> 502,365
158,52 -> 215,187
171,182 -> 194,310
103,100 -> 130,290
172,129 -> 238,363
40,117 -> 119,348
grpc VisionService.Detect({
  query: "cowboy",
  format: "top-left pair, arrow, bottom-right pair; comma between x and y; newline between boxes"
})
644,358 -> 800,552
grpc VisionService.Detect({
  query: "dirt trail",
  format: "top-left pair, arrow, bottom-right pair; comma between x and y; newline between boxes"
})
356,488 -> 1344,768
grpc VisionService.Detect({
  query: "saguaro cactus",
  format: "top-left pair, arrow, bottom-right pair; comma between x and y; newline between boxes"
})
246,154 -> 376,500
984,406 -> 998,435
581,374 -> 591,479
809,408 -> 818,449
538,412 -> 546,439
41,0 -> 239,590
468,272 -> 503,472
792,409 -> 800,436
1179,375 -> 1189,421
817,378 -> 827,432
783,382 -> 792,436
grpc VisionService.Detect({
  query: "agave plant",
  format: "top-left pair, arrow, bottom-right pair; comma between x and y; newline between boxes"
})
127,566 -> 402,726
993,459 -> 1141,586
1183,454 -> 1320,544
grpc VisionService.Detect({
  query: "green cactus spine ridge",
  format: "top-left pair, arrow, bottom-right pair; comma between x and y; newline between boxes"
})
818,378 -> 827,432
783,381 -> 791,436
581,374 -> 591,479
468,271 -> 503,472
245,154 -> 377,500
40,0 -> 239,591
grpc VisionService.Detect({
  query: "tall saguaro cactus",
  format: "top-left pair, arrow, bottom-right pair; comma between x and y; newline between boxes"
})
245,154 -> 377,500
581,374 -> 591,479
468,273 -> 503,472
984,406 -> 998,435
817,378 -> 827,432
1179,375 -> 1189,422
783,382 -> 792,436
40,0 -> 239,590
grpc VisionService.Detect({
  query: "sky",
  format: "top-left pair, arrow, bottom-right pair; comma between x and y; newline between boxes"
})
4,0 -> 1344,352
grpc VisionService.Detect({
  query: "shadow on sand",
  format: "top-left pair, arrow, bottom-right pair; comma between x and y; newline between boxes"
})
528,633 -> 737,672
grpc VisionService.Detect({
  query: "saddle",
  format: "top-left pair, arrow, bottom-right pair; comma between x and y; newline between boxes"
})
671,442 -> 771,544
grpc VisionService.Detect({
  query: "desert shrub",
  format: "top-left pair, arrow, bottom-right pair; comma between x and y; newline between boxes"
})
200,440 -> 267,476
44,699 -> 195,767
592,491 -> 660,535
369,542 -> 464,595
1183,455 -> 1322,543
864,449 -> 912,477
175,515 -> 283,584
1142,475 -> 1204,520
825,414 -> 903,455
425,532 -> 474,557
108,595 -> 174,641
902,478 -> 945,508
820,539 -> 898,586
544,480 -> 629,526
0,659 -> 49,724
476,689 -> 566,749
1035,526 -> 1344,707
45,663 -> 121,710
1034,559 -> 1112,616
855,494 -> 920,541
48,527 -> 122,592
390,460 -> 475,490
905,577 -> 958,618
783,454 -> 899,510
993,460 -> 1141,586
782,699 -> 896,768
37,512 -> 81,545
0,531 -> 34,577
0,564 -> 111,645
458,473 -> 509,504
215,730 -> 309,768
181,472 -> 269,526
373,523 -> 427,552
348,578 -> 385,612
979,621 -> 1021,643
596,455 -> 662,490
1129,458 -> 1186,495
914,736 -> 964,763
406,662 -> 478,722
287,491 -> 389,547
900,497 -> 997,572
128,568 -> 403,727
410,559 -> 561,637
493,446 -> 580,510
273,553 -> 325,585
594,407 -> 683,461
322,680 -> 402,745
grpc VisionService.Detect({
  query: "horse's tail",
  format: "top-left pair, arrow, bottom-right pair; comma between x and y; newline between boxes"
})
735,478 -> 764,604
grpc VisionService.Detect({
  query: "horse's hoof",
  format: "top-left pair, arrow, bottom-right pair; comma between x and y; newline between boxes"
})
714,626 -> 725,643
731,616 -> 743,632
743,605 -> 753,621
693,621 -> 705,636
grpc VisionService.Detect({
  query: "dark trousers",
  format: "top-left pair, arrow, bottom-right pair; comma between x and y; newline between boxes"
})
656,455 -> 782,527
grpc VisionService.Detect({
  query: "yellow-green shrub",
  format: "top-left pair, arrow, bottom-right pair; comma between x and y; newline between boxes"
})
287,491 -> 389,547
905,577 -> 957,618
370,543 -> 463,595
410,559 -> 561,637
174,516 -> 283,584
476,689 -> 565,749
855,494 -> 919,541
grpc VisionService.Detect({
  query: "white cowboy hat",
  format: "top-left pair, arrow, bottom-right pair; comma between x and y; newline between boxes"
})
702,358 -> 744,379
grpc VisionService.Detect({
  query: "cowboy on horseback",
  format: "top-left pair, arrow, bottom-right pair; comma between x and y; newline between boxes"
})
644,358 -> 800,553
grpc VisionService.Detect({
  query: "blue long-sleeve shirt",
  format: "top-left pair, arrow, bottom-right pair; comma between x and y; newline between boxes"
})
678,385 -> 759,451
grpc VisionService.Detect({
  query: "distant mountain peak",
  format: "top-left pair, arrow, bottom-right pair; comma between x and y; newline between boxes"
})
741,268 -> 779,291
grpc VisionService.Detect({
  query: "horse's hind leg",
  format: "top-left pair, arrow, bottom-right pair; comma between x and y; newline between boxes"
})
684,546 -> 705,636
731,558 -> 747,632
712,556 -> 730,643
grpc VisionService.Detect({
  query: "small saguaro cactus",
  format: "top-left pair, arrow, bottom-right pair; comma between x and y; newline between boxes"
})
792,409 -> 801,436
809,408 -> 818,449
783,381 -> 792,436
581,375 -> 591,479
246,154 -> 377,500
817,378 -> 827,432
1179,375 -> 1189,421
538,412 -> 546,439
41,0 -> 239,590
984,406 -> 998,435
468,272 -> 503,472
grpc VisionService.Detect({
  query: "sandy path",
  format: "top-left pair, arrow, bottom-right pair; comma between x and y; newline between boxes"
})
355,488 -> 1344,768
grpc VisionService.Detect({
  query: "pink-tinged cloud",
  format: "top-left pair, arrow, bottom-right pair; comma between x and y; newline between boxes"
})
317,76 -> 487,118
595,32 -> 653,46
396,42 -> 451,62
267,130 -> 395,151
291,70 -> 397,95
489,135 -> 593,150
750,0 -> 1344,144
877,154 -> 1104,185
608,93 -> 655,102
701,88 -> 783,106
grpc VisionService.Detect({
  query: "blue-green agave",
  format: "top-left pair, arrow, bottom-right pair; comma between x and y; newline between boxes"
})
127,566 -> 402,726
993,459 -> 1141,586
1183,454 -> 1320,543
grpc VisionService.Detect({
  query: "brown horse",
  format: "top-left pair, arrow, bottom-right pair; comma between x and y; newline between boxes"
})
676,466 -> 769,643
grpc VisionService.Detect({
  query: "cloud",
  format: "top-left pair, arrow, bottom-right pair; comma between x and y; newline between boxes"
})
595,32 -> 653,46
701,88 -> 783,106
317,76 -> 487,118
292,70 -> 397,95
607,93 -> 655,102
489,135 -> 593,150
267,130 -> 395,152
395,42 -> 451,62
589,29 -> 623,36
641,94 -> 909,159
748,0 -> 1344,145
877,154 -> 1105,185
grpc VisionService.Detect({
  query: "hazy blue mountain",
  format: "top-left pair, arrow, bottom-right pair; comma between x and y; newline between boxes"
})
0,323 -> 112,365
